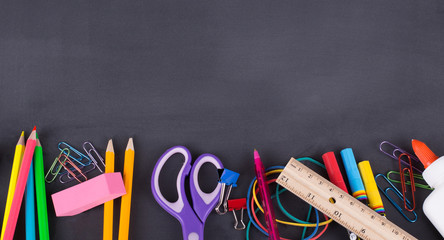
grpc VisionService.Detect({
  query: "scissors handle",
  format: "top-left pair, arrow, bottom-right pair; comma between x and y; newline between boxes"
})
152,146 -> 191,216
190,154 -> 223,222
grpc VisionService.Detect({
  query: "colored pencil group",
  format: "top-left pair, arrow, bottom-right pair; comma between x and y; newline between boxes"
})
1,128 -> 50,240
3,128 -> 37,240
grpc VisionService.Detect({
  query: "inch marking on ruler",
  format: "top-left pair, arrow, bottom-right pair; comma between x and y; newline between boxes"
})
276,158 -> 417,240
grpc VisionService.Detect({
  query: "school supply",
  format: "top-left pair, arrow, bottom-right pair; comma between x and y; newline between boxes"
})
45,148 -> 71,183
247,160 -> 333,240
1,131 -> 25,240
322,152 -> 359,240
412,139 -> 444,237
358,161 -> 386,216
340,148 -> 368,204
379,141 -> 423,173
103,140 -> 115,240
386,170 -> 432,190
397,153 -> 416,211
277,158 -> 417,240
375,174 -> 417,222
119,138 -> 135,240
52,172 -> 126,216
215,169 -> 240,215
253,150 -> 279,240
25,160 -> 36,240
34,138 -> 50,240
57,142 -> 97,184
4,127 -> 37,240
57,148 -> 88,183
58,142 -> 91,167
83,141 -> 106,173
228,198 -> 247,230
322,152 -> 348,192
46,141 -> 103,184
151,146 -> 223,240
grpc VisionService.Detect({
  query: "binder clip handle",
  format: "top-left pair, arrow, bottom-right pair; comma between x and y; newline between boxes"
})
215,169 -> 240,215
228,198 -> 247,230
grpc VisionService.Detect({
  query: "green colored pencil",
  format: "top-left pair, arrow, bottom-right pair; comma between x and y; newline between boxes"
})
34,135 -> 50,240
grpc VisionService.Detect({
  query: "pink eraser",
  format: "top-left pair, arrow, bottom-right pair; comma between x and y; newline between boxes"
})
52,172 -> 126,217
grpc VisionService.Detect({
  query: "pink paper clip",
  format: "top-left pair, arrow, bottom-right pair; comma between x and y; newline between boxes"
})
228,198 -> 247,230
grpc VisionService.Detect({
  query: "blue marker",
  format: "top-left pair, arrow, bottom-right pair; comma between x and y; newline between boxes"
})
340,148 -> 368,204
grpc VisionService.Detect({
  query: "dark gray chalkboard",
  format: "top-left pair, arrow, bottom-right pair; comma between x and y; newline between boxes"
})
1,1 -> 443,239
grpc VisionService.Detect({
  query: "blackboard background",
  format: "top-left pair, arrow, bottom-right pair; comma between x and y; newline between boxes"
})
0,1 -> 443,239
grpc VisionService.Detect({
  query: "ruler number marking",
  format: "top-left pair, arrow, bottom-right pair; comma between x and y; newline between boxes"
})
277,159 -> 417,240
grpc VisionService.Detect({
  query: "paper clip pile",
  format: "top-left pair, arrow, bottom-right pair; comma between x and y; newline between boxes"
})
45,141 -> 105,184
377,141 -> 433,222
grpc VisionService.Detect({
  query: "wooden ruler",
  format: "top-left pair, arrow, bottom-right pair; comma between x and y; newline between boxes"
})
276,158 -> 417,240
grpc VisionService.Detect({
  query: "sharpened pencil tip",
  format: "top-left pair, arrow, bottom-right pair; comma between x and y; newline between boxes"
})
106,139 -> 114,153
17,131 -> 25,145
126,138 -> 134,151
32,126 -> 36,131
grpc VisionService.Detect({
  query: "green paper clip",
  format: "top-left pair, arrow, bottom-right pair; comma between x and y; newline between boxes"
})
386,170 -> 433,190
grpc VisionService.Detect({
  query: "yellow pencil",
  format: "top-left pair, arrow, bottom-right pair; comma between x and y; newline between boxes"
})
118,138 -> 135,240
103,140 -> 115,240
1,132 -> 25,240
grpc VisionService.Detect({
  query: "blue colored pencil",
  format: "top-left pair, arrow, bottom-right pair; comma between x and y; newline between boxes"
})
25,160 -> 36,240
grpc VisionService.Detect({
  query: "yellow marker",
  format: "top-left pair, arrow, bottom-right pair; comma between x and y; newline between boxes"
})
358,160 -> 386,216
1,132 -> 26,240
103,140 -> 115,240
119,138 -> 135,240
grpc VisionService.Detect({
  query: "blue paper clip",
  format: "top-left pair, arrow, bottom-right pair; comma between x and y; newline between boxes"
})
215,169 -> 240,215
379,141 -> 423,173
58,142 -> 92,168
375,174 -> 417,222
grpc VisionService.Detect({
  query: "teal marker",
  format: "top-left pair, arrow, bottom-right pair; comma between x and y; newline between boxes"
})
340,148 -> 368,204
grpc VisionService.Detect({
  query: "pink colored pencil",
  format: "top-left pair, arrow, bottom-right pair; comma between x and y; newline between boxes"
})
3,127 -> 37,240
254,149 -> 280,240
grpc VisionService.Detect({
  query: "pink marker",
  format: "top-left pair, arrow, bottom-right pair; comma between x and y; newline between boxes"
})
254,149 -> 280,240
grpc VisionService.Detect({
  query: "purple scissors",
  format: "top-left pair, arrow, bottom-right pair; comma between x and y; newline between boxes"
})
151,146 -> 224,240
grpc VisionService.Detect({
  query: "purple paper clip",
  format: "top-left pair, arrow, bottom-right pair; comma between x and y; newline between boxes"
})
379,141 -> 423,173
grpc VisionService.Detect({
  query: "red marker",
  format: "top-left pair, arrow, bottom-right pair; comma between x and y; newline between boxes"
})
322,152 -> 348,193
